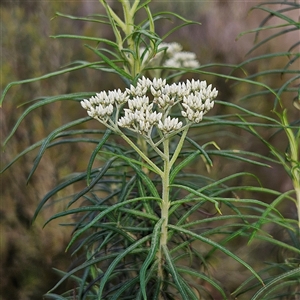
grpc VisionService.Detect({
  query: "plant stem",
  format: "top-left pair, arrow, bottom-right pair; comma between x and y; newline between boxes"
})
156,138 -> 172,299
295,186 -> 300,229
282,110 -> 300,228
119,131 -> 163,176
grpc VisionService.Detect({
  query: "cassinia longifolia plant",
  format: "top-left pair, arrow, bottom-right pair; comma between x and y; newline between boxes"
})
80,77 -> 217,298
1,0 -> 299,299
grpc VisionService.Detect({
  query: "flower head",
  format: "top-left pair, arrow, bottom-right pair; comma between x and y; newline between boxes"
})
81,77 -> 218,136
140,42 -> 200,71
158,116 -> 183,134
180,80 -> 218,123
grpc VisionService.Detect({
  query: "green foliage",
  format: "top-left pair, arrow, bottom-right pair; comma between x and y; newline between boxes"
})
1,1 -> 299,299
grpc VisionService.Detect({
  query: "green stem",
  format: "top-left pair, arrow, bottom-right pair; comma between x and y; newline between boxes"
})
119,0 -> 141,77
157,138 -> 172,299
282,110 -> 300,228
119,132 -> 163,176
137,135 -> 150,175
295,186 -> 300,229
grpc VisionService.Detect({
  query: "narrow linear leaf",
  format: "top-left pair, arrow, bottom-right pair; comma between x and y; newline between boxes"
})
67,197 -> 160,250
170,150 -> 201,184
86,129 -> 112,184
168,225 -> 265,286
3,93 -> 94,146
85,45 -> 132,80
27,117 -> 91,183
140,218 -> 164,300
177,267 -> 228,299
251,267 -> 300,300
110,277 -> 140,300
1,62 -> 101,105
119,207 -> 158,222
54,11 -> 109,23
153,11 -> 201,40
207,150 -> 272,167
47,250 -> 145,294
67,157 -> 118,208
97,235 -> 151,300
162,245 -> 197,300
51,34 -> 118,48
171,183 -> 221,214
113,150 -> 161,198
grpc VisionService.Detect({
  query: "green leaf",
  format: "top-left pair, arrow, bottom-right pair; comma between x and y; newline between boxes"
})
2,93 -> 94,146
112,149 -> 161,198
152,11 -> 201,41
249,190 -> 296,243
168,225 -> 265,287
27,117 -> 91,183
162,245 -> 198,300
66,197 -> 160,250
85,45 -> 132,80
110,277 -> 140,300
0,62 -> 102,106
119,207 -> 158,222
50,34 -> 119,48
97,234 -> 151,300
54,11 -> 110,25
171,183 -> 222,215
86,129 -> 112,184
170,150 -> 201,184
177,266 -> 228,299
140,218 -> 164,300
207,149 -> 272,167
66,158 -> 118,209
47,249 -> 144,294
251,267 -> 300,300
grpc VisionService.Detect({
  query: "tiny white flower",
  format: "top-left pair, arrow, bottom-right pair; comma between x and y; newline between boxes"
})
128,96 -> 149,110
118,110 -> 135,127
145,110 -> 162,125
193,110 -> 204,123
156,94 -> 172,109
137,76 -> 152,89
175,83 -> 191,99
152,78 -> 166,90
87,108 -> 97,118
210,88 -> 218,98
204,98 -> 214,111
94,104 -> 113,118
126,84 -> 148,97
158,116 -> 183,134
111,89 -> 129,105
80,99 -> 93,110
150,85 -> 162,98
139,119 -> 151,134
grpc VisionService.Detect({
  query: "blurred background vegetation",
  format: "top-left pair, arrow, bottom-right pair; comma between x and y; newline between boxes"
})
1,1 -> 299,299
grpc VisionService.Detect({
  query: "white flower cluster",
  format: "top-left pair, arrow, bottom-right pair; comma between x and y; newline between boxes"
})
80,77 -> 217,137
117,95 -> 163,135
181,80 -> 217,123
80,89 -> 128,121
140,42 -> 200,69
